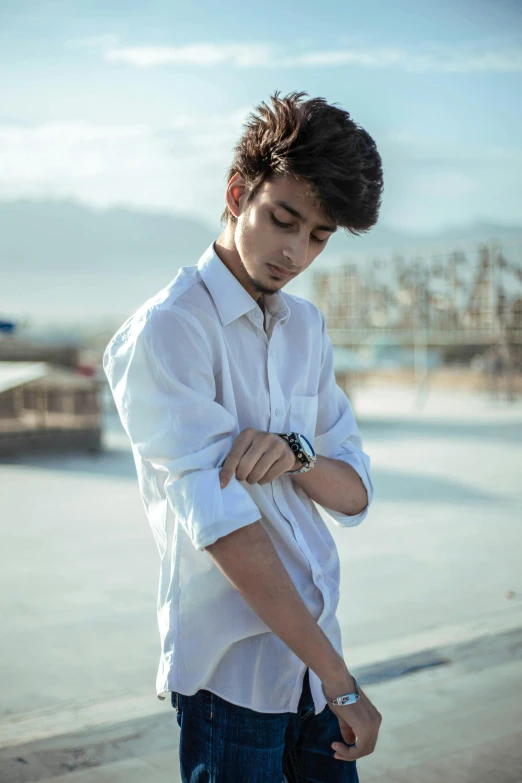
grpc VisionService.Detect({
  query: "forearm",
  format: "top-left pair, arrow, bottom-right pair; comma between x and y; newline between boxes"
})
291,455 -> 368,516
204,519 -> 352,691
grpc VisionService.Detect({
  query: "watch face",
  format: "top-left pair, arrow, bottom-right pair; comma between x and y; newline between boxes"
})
298,434 -> 316,458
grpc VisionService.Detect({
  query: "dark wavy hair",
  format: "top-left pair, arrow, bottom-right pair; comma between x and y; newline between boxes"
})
220,90 -> 383,236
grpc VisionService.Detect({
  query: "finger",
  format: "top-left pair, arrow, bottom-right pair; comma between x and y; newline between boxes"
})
333,749 -> 360,762
332,742 -> 366,762
220,429 -> 255,487
339,723 -> 357,745
278,438 -> 300,470
235,437 -> 273,483
334,752 -> 358,761
256,455 -> 289,485
245,447 -> 285,484
243,433 -> 288,484
257,436 -> 297,483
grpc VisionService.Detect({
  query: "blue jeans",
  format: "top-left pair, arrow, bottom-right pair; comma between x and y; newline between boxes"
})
171,668 -> 359,782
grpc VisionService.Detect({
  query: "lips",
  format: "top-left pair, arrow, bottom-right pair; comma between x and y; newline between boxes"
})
267,263 -> 293,277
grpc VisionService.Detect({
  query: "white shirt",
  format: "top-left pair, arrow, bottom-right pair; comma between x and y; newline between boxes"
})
103,240 -> 373,715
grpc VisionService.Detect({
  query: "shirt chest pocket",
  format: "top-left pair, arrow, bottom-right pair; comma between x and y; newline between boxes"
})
287,394 -> 319,441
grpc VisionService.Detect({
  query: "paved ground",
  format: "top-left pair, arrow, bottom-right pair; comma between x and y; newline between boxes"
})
1,383 -> 521,781
1,626 -> 521,782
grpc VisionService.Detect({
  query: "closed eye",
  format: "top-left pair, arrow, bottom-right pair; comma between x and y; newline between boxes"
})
270,214 -> 327,245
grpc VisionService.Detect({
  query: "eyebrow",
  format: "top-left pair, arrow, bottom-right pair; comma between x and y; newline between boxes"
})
273,200 -> 337,233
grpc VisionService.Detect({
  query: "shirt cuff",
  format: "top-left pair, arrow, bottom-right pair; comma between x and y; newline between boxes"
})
166,468 -> 262,550
313,410 -> 352,458
319,442 -> 374,528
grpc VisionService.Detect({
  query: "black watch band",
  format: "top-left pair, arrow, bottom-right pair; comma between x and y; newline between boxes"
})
277,432 -> 315,474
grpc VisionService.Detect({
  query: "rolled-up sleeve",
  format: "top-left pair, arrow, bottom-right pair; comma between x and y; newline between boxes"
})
312,313 -> 374,528
103,307 -> 262,550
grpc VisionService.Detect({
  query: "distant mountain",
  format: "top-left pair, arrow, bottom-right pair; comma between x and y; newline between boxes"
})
1,198 -> 521,272
323,220 -> 522,260
1,198 -> 521,324
0,199 -> 216,272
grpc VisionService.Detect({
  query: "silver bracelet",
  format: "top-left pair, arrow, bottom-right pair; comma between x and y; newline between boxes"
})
321,678 -> 360,707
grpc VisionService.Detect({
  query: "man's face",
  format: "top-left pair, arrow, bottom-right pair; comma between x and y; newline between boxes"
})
231,175 -> 337,298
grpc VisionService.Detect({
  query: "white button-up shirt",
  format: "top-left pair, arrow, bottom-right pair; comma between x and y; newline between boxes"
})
103,241 -> 373,714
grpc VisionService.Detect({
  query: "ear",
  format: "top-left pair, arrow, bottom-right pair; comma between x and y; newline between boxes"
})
225,172 -> 249,219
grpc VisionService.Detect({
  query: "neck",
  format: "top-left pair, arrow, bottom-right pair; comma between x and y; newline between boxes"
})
214,228 -> 263,304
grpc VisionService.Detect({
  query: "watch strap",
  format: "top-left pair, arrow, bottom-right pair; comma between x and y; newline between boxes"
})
277,432 -> 311,472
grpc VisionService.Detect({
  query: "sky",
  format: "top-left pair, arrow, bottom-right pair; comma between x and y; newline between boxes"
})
1,0 -> 522,234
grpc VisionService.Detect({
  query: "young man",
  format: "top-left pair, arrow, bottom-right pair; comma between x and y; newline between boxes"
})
104,91 -> 384,782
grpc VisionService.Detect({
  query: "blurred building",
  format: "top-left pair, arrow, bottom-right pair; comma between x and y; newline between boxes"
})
316,243 -> 520,342
313,240 -> 522,396
0,332 -> 80,367
0,317 -> 103,455
0,362 -> 102,456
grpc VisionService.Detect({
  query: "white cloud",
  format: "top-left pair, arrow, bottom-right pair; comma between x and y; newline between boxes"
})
0,114 -> 248,221
281,48 -> 406,69
0,119 -> 521,233
397,49 -> 522,73
283,46 -> 522,73
105,42 -> 273,68
76,35 -> 522,73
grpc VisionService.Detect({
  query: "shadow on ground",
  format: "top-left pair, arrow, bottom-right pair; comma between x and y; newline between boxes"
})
360,418 -> 522,444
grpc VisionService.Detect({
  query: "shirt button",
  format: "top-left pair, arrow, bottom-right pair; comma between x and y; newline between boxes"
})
274,408 -> 281,417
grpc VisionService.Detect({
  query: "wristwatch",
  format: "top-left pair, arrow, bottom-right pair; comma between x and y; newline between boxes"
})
277,432 -> 317,474
321,678 -> 360,707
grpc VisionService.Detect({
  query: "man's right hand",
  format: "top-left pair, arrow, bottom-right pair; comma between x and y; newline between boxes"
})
323,674 -> 382,762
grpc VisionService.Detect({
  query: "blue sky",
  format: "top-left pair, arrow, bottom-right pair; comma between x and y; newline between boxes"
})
1,0 -> 521,233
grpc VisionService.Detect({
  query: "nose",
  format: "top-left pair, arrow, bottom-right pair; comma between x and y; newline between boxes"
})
282,236 -> 311,271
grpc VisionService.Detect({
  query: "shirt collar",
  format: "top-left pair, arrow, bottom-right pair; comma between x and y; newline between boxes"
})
197,241 -> 290,328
